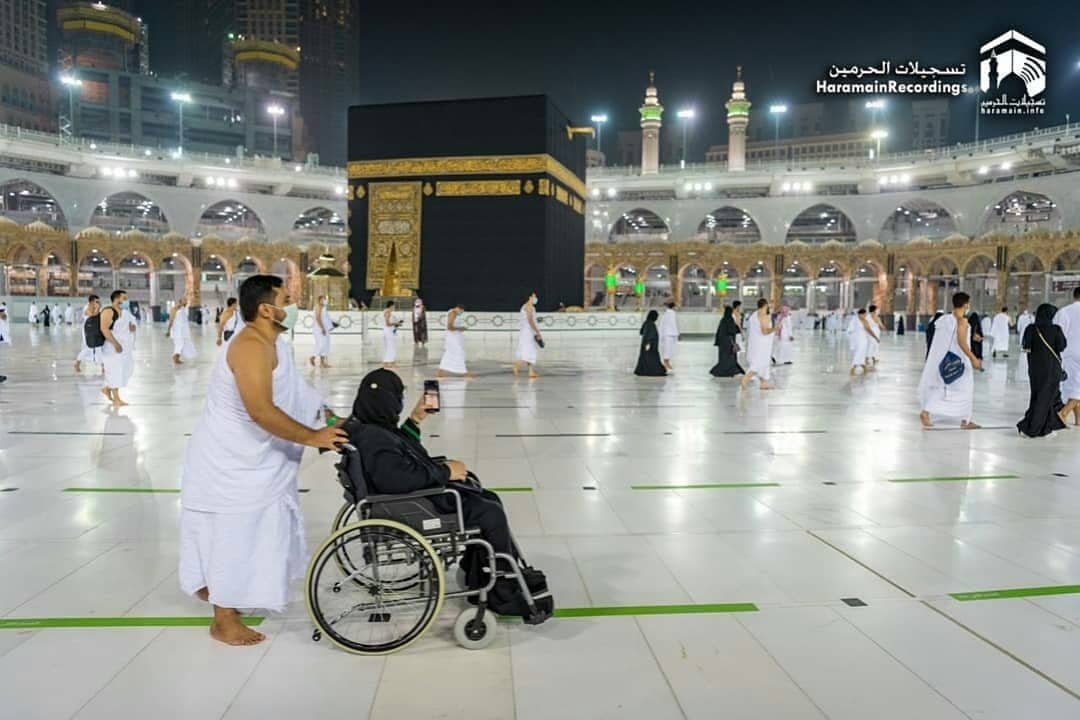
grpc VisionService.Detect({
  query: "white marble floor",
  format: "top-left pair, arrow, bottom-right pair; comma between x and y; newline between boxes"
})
1,320 -> 1079,719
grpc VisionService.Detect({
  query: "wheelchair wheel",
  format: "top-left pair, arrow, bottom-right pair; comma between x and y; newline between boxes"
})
453,607 -> 496,650
307,519 -> 445,655
330,502 -> 422,590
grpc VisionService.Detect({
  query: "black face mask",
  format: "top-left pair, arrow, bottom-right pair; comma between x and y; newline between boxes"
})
352,369 -> 405,429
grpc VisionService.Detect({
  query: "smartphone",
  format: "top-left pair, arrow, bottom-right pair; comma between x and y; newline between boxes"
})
423,380 -> 441,413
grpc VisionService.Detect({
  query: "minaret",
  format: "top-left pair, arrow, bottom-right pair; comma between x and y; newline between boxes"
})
639,71 -> 663,175
725,66 -> 751,172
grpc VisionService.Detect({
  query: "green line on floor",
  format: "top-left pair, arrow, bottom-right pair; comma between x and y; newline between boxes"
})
0,616 -> 264,630
950,584 -> 1080,602
554,603 -> 758,618
63,487 -> 180,493
887,474 -> 1019,484
631,483 -> 780,490
486,487 -> 534,493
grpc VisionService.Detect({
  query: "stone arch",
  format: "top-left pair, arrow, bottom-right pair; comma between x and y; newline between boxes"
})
195,200 -> 267,241
116,253 -> 154,302
785,203 -> 857,244
271,256 -> 302,302
679,263 -> 710,308
118,252 -> 156,273
291,206 -> 346,244
963,254 -> 996,275
89,191 -> 170,236
780,258 -> 811,309
78,249 -> 114,296
0,178 -> 68,230
1052,249 -> 1080,272
878,198 -> 959,244
157,253 -> 194,305
609,208 -> 670,243
584,263 -> 606,308
978,190 -> 1062,237
696,206 -> 762,244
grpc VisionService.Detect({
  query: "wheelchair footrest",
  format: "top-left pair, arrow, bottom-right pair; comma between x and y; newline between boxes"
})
523,609 -> 551,626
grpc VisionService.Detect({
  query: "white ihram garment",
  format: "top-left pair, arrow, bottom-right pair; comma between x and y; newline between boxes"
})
76,306 -> 100,366
774,315 -> 795,364
918,313 -> 974,422
170,307 -> 197,361
1016,312 -> 1034,381
745,312 -> 772,381
179,335 -> 324,612
115,309 -> 138,386
382,312 -> 398,363
990,312 -> 1010,355
0,303 -> 10,345
311,306 -> 331,357
439,315 -> 468,374
659,308 -> 679,361
101,309 -> 130,389
1054,301 -> 1080,401
517,306 -> 539,364
848,316 -> 870,368
64,306 -> 75,325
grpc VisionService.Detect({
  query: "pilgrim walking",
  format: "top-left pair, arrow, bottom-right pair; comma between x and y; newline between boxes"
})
634,310 -> 666,377
437,303 -> 471,378
710,305 -> 744,377
1017,303 -> 1072,437
919,292 -> 982,429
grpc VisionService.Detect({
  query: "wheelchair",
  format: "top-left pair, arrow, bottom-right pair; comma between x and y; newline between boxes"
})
306,443 -> 551,655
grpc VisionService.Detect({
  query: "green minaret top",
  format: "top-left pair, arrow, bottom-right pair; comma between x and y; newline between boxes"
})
640,70 -> 663,126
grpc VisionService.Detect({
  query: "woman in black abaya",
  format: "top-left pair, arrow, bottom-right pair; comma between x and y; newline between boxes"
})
968,311 -> 985,360
634,310 -> 667,376
1017,304 -> 1071,437
710,305 -> 745,377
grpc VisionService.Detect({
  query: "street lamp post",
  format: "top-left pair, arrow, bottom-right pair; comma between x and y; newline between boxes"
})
676,108 -> 695,168
871,129 -> 888,161
60,75 -> 83,142
171,91 -> 192,156
590,113 -> 608,163
267,104 -> 285,157
769,104 -> 787,165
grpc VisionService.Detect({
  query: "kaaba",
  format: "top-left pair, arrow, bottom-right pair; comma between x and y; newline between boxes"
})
346,95 -> 587,312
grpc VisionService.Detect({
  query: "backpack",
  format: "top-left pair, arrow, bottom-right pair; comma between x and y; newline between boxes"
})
84,313 -> 106,349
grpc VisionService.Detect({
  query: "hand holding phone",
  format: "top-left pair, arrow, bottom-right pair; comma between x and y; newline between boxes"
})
423,379 -> 441,413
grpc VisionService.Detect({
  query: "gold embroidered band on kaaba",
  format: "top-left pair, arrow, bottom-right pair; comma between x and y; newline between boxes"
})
347,154 -> 587,199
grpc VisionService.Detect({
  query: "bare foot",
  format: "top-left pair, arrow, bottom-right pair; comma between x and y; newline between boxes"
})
464,373 -> 475,379
849,368 -> 857,377
100,387 -> 110,401
511,362 -> 520,376
74,361 -> 81,373
528,371 -> 539,379
195,587 -> 210,602
113,398 -> 128,407
436,369 -> 445,378
309,357 -> 316,367
919,411 -> 934,429
961,421 -> 981,430
321,362 -> 331,369
740,373 -> 751,390
760,382 -> 772,391
210,618 -> 265,646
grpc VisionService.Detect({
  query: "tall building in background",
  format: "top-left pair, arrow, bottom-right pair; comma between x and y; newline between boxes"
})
0,0 -> 54,132
299,0 -> 357,166
639,72 -> 662,175
725,66 -> 751,171
229,0 -> 301,158
146,0 -> 232,86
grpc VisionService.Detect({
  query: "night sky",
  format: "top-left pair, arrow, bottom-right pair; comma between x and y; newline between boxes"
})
355,0 -> 1080,152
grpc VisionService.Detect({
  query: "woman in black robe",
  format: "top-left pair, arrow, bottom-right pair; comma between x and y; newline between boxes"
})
411,298 -> 428,347
1017,304 -> 1069,437
342,369 -> 534,612
968,311 -> 984,360
634,310 -> 666,376
710,306 -> 745,377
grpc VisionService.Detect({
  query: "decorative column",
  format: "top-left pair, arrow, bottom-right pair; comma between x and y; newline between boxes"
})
639,72 -> 663,175
605,266 -> 617,312
725,66 -> 751,172
1018,274 -> 1031,310
70,238 -> 79,296
298,247 -> 310,307
927,282 -> 937,315
995,268 -> 1008,310
190,238 -> 202,307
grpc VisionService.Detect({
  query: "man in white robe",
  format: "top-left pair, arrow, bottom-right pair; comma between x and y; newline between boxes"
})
849,309 -> 875,376
0,302 -> 10,384
99,291 -> 129,407
64,303 -> 75,325
166,297 -> 197,364
74,295 -> 102,375
28,301 -> 38,326
179,275 -> 346,646
115,299 -> 138,388
1016,308 -> 1035,381
309,295 -> 332,368
659,301 -> 679,371
990,307 -> 1012,358
1054,287 -> 1080,425
919,292 -> 982,429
